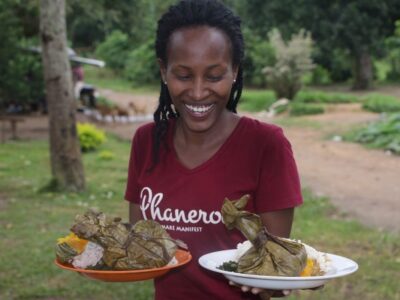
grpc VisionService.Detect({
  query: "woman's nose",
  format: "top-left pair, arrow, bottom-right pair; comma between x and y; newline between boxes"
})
189,78 -> 208,101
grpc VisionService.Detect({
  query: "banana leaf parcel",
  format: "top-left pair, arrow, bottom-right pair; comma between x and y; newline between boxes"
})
58,209 -> 186,270
221,195 -> 307,276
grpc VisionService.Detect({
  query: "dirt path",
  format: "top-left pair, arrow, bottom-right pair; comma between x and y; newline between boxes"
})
2,93 -> 399,233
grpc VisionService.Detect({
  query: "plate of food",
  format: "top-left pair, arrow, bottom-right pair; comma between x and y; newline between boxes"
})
55,209 -> 191,282
198,249 -> 358,290
198,195 -> 358,290
55,249 -> 191,282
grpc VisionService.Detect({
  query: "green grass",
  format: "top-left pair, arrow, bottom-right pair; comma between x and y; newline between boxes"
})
295,90 -> 360,104
361,94 -> 400,113
239,89 -> 276,112
290,102 -> 325,116
84,66 -> 158,95
0,138 -> 399,300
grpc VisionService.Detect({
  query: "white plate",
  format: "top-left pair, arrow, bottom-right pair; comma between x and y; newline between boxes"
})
198,249 -> 358,290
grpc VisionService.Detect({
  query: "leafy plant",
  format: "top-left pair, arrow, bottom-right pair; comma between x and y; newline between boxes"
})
262,29 -> 314,100
123,40 -> 159,86
362,94 -> 400,113
77,123 -> 106,152
98,150 -> 115,160
95,30 -> 130,72
347,113 -> 400,154
242,28 -> 276,87
290,102 -> 324,116
295,90 -> 359,104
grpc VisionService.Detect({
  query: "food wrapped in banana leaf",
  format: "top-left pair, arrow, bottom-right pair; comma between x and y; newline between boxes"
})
221,195 -> 307,277
57,209 -> 187,270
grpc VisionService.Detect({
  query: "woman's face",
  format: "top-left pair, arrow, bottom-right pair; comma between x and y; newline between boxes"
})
160,26 -> 238,133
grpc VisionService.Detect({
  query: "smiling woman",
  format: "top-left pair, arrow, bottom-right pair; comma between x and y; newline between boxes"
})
124,1 -> 303,300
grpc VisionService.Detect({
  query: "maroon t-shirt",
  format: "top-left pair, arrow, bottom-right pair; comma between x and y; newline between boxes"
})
125,116 -> 303,300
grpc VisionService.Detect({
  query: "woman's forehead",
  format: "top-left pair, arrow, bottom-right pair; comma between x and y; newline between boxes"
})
166,26 -> 233,67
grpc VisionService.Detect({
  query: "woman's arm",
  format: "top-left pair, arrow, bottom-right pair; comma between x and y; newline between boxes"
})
260,207 -> 295,238
129,202 -> 143,224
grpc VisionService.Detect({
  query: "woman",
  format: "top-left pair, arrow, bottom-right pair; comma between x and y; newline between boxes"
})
125,1 -> 302,299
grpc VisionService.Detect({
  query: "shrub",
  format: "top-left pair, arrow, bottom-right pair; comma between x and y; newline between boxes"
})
290,102 -> 324,116
242,29 -> 275,87
77,123 -> 106,152
347,114 -> 400,154
95,30 -> 130,72
308,65 -> 332,85
97,150 -> 115,160
362,94 -> 400,113
262,29 -> 314,100
295,90 -> 359,104
123,40 -> 159,86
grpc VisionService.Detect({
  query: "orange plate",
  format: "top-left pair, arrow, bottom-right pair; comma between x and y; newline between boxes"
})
54,249 -> 192,282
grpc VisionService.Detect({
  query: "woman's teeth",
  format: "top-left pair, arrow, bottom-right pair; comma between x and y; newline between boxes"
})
185,104 -> 214,114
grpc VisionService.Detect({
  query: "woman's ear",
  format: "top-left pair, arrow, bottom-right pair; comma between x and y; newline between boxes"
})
158,59 -> 167,83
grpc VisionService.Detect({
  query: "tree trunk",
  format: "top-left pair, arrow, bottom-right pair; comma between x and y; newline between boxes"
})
352,49 -> 373,90
40,0 -> 85,192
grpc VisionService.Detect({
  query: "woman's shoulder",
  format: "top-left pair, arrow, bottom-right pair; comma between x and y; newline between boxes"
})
132,122 -> 155,143
240,116 -> 283,137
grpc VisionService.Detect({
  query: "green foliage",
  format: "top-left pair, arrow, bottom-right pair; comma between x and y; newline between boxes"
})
242,28 -> 276,87
295,90 -> 359,104
347,114 -> 400,154
362,94 -> 400,113
123,40 -> 160,86
307,65 -> 332,85
95,30 -> 130,71
290,102 -> 324,116
97,150 -> 115,161
384,20 -> 400,81
239,90 -> 276,112
263,29 -> 314,100
0,1 -> 44,107
77,123 -> 106,152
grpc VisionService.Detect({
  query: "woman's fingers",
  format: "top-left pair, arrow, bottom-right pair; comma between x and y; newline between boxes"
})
229,281 -> 291,297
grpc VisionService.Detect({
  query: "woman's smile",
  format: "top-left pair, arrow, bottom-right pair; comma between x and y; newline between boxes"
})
184,103 -> 215,118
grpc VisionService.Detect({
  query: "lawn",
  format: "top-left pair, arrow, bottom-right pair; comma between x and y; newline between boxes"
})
0,136 -> 399,300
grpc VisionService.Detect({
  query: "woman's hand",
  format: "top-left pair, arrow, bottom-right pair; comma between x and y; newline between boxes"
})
229,281 -> 291,299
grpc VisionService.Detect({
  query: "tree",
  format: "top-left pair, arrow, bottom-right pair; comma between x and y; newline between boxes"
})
39,0 -> 85,192
238,0 -> 400,90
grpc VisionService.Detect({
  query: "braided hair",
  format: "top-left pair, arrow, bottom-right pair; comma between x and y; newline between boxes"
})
152,0 -> 245,168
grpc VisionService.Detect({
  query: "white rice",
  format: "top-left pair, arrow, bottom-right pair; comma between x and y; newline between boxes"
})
234,240 -> 252,261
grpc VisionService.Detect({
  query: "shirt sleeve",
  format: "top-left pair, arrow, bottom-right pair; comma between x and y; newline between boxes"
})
254,127 -> 303,213
124,129 -> 142,203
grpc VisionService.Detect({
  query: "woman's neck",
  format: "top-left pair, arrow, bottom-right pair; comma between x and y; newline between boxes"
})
174,111 -> 239,149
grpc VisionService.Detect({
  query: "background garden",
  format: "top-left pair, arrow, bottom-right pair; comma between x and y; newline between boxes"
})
0,0 -> 399,299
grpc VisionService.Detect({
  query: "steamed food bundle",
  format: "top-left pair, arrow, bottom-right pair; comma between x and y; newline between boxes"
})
56,209 -> 186,270
221,195 -> 331,277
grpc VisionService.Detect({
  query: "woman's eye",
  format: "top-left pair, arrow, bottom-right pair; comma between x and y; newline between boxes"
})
207,75 -> 223,82
176,74 -> 191,81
